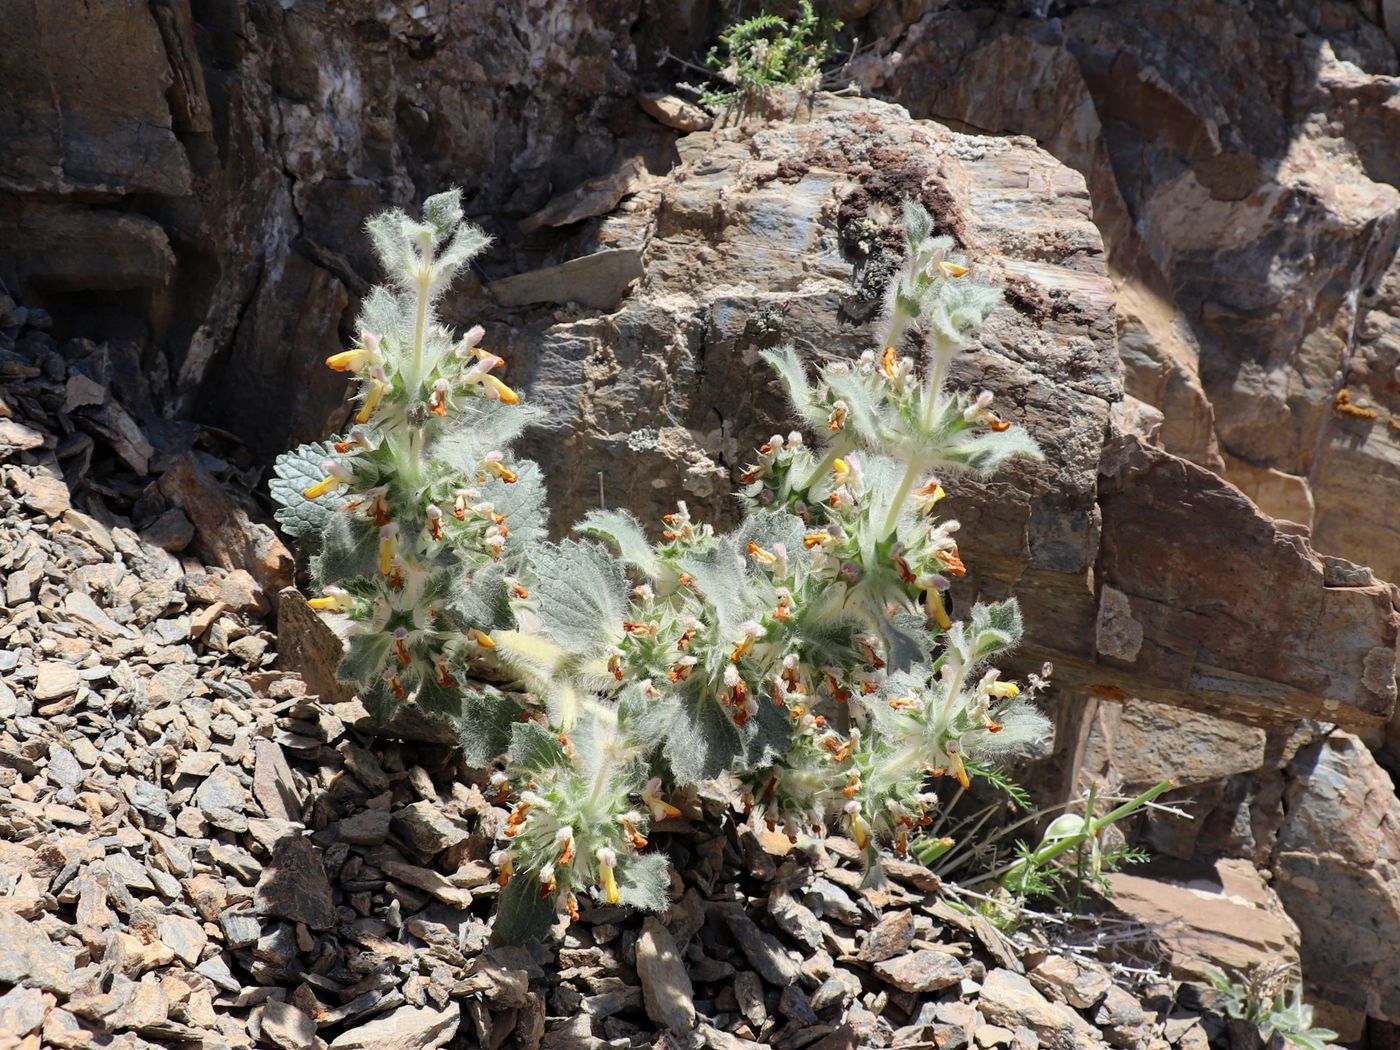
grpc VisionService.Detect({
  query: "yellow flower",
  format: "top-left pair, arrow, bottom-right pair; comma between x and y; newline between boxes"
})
597,848 -> 620,905
355,378 -> 388,424
482,375 -> 519,405
377,523 -> 398,577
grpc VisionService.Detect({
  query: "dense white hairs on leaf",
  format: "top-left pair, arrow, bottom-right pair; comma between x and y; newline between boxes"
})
676,539 -> 757,640
358,285 -> 402,343
577,509 -> 661,579
616,853 -> 672,911
965,698 -> 1052,760
526,540 -> 628,656
946,425 -> 1044,476
760,346 -> 827,430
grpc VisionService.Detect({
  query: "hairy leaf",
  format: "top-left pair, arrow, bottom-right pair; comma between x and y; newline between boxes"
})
616,853 -> 671,912
338,630 -> 391,688
270,441 -> 346,541
492,872 -> 558,945
312,512 -> 379,587
457,689 -> 523,768
526,540 -> 626,656
509,719 -> 569,775
577,509 -> 661,579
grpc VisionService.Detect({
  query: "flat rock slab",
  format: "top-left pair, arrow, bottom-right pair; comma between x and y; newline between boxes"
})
488,248 -> 644,311
636,916 -> 696,1034
255,834 -> 337,930
328,1003 -> 459,1050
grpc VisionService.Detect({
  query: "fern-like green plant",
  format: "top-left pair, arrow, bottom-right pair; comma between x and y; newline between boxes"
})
700,0 -> 841,110
273,193 -> 1052,943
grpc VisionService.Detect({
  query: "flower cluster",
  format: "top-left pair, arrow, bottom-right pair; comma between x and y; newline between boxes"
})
274,195 -> 1051,943
270,190 -> 544,727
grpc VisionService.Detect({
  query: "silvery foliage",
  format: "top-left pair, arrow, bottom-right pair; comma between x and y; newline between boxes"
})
274,194 -> 1052,944
270,189 -> 542,761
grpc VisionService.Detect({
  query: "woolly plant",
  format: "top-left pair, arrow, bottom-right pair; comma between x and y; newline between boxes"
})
273,193 -> 1051,944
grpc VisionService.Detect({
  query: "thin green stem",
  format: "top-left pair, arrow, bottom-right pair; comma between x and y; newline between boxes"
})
877,455 -> 921,543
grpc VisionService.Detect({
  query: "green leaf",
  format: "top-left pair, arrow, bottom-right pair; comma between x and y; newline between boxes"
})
270,441 -> 346,541
482,460 -> 547,555
526,540 -> 626,656
415,674 -> 463,718
760,346 -> 824,430
492,872 -> 558,945
338,630 -> 392,688
448,562 -> 516,633
422,188 -> 465,237
508,719 -> 569,775
662,689 -> 744,783
947,424 -> 1042,476
968,600 -> 1023,662
456,688 -> 522,768
312,512 -> 379,587
361,680 -> 396,726
616,853 -> 672,912
676,539 -> 752,640
577,509 -> 661,579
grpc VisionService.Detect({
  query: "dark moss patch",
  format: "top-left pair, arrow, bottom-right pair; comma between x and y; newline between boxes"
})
1002,275 -> 1052,324
752,158 -> 811,185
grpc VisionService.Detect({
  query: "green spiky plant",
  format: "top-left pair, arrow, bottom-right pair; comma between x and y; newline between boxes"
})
273,193 -> 1051,943
700,0 -> 841,111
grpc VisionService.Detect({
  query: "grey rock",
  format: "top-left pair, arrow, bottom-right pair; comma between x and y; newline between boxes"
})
253,738 -> 301,823
392,800 -> 470,855
0,984 -> 48,1037
874,950 -> 966,995
978,970 -> 1098,1050
714,903 -> 799,987
157,914 -> 207,966
194,764 -> 249,813
220,909 -> 262,950
636,916 -> 696,1034
328,1003 -> 460,1050
255,835 -> 337,930
767,889 -> 824,951
338,808 -> 392,846
859,909 -> 917,963
0,912 -> 76,994
261,999 -> 325,1050
780,984 -> 820,1026
811,969 -> 863,1012
489,248 -> 644,311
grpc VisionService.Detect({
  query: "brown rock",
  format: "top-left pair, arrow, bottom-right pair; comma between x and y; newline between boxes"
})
640,92 -> 713,132
327,1003 -> 459,1050
1105,857 -> 1300,978
252,738 -> 301,823
1273,732 -> 1400,1022
255,835 -> 337,930
159,455 -> 293,605
139,508 -> 194,552
487,247 -> 644,311
872,949 -> 965,994
33,662 -> 80,703
978,969 -> 1098,1050
636,916 -> 696,1034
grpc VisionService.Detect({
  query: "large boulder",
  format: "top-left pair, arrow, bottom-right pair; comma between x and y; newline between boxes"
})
852,0 -> 1400,586
500,94 -> 1397,734
1273,732 -> 1400,1024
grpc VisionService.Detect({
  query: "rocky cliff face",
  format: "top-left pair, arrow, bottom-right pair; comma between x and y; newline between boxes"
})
4,0 -> 1400,1041
850,0 -> 1400,587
